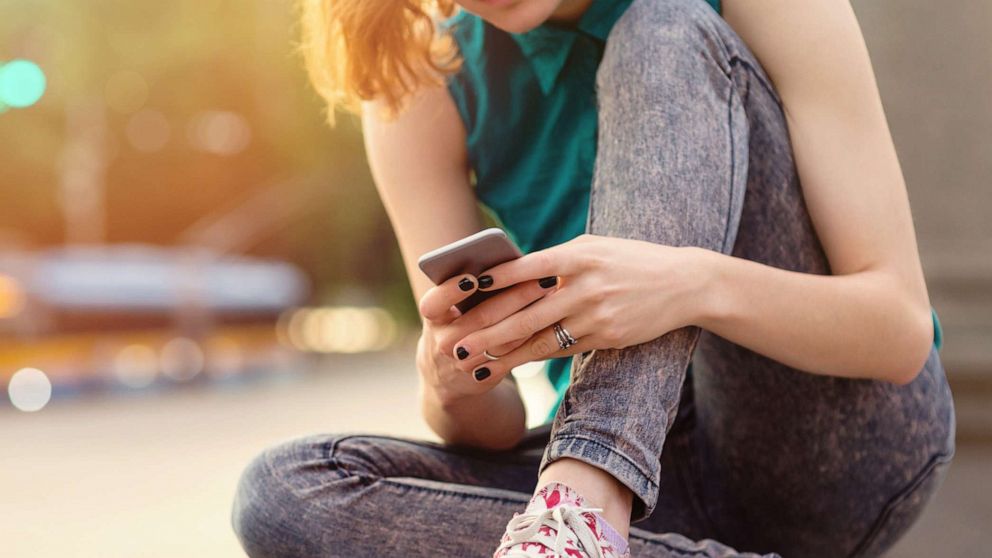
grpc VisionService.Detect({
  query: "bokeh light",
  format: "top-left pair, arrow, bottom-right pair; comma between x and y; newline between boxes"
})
160,337 -> 205,381
0,59 -> 46,108
277,306 -> 398,354
187,110 -> 251,155
8,367 -> 52,412
125,108 -> 170,152
0,273 -> 27,319
113,344 -> 159,388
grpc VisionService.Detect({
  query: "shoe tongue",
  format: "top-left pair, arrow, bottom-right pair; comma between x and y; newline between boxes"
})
526,481 -> 587,513
522,482 -> 607,554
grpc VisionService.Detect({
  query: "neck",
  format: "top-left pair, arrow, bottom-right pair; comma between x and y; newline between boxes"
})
549,0 -> 594,23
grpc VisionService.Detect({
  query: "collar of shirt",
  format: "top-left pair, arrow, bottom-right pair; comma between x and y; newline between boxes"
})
509,0 -> 631,94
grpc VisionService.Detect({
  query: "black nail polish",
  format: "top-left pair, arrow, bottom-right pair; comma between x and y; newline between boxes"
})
473,367 -> 491,381
456,346 -> 470,360
538,276 -> 558,288
478,275 -> 493,289
458,277 -> 474,291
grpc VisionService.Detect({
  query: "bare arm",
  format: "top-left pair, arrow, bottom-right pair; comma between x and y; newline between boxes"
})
463,1 -> 933,383
361,84 -> 527,448
690,0 -> 934,382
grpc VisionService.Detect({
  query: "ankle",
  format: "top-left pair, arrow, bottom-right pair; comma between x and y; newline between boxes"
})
538,458 -> 633,537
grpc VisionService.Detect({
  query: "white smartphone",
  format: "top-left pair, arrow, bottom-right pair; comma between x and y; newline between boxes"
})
417,227 -> 524,314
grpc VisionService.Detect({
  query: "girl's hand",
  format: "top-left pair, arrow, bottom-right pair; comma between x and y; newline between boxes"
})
449,234 -> 711,382
416,270 -> 560,404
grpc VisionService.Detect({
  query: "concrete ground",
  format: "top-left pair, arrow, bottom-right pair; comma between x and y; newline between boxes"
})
1,347 -> 988,558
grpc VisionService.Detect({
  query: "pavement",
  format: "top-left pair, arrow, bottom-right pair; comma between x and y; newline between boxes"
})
1,347 -> 989,558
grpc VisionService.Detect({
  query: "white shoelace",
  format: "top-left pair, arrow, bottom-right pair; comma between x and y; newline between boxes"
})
496,504 -> 607,558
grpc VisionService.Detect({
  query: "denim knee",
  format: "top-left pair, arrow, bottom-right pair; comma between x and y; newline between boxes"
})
599,0 -> 733,92
230,436 -> 330,557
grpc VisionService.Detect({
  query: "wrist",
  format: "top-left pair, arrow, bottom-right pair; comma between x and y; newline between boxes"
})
681,247 -> 729,329
418,367 -> 454,408
418,368 -> 477,411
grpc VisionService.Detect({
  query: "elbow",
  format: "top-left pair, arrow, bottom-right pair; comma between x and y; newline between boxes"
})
476,427 -> 528,452
884,304 -> 935,386
463,413 -> 528,451
888,365 -> 922,387
437,424 -> 527,452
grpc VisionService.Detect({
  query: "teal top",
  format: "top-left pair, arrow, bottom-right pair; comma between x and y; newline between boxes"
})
444,0 -> 943,424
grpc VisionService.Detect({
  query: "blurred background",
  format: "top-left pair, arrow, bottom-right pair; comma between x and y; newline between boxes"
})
0,0 -> 988,556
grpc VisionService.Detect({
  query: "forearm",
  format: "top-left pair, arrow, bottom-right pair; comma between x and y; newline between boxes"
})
420,376 -> 527,451
691,248 -> 933,383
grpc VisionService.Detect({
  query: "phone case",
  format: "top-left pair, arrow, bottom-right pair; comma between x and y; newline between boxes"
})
418,228 -> 524,314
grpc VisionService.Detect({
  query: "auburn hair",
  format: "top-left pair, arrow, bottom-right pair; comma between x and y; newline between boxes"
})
299,0 -> 461,124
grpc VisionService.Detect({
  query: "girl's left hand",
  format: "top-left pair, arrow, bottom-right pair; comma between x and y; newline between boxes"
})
449,233 -> 712,382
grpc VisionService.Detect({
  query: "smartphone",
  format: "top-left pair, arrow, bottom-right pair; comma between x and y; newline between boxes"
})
418,227 -> 524,314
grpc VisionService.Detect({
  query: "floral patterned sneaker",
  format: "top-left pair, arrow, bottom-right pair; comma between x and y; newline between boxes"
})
493,482 -> 631,558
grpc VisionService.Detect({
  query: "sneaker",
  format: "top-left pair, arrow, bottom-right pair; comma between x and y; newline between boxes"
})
493,482 -> 630,558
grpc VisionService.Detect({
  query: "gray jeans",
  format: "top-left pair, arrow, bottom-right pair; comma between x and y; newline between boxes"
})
231,0 -> 956,556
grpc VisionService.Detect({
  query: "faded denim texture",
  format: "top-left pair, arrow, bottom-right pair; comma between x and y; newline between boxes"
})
231,0 -> 955,556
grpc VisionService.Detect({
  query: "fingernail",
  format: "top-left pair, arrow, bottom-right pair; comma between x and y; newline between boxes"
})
456,346 -> 470,360
458,277 -> 474,291
478,275 -> 494,289
538,276 -> 558,288
473,367 -> 491,381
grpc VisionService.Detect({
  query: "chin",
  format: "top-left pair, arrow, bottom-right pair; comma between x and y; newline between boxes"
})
456,0 -> 561,34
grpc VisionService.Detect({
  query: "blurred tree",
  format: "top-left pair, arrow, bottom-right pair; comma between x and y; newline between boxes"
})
0,0 -> 419,322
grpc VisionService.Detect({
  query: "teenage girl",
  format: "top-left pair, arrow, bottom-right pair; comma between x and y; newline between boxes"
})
232,1 -> 955,556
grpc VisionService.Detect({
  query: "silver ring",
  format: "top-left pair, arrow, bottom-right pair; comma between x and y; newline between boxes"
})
482,350 -> 500,361
553,322 -> 578,350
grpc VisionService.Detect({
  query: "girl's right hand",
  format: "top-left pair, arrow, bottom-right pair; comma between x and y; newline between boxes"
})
416,272 -> 559,405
